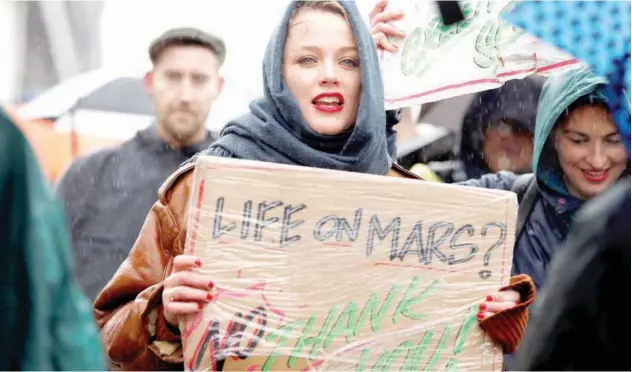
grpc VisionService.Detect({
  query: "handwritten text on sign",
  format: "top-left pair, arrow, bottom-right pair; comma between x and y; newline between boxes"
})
181,157 -> 516,371
380,0 -> 578,109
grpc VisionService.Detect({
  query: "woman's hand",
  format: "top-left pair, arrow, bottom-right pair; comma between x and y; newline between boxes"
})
369,0 -> 407,52
478,289 -> 521,321
162,255 -> 214,327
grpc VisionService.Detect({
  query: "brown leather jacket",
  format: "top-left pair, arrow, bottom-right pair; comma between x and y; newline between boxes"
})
94,161 -> 535,370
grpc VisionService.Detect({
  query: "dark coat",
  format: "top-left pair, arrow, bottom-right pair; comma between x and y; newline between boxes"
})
513,178 -> 630,371
56,125 -> 215,300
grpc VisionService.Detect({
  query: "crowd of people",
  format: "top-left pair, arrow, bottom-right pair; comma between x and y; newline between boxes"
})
2,0 -> 629,370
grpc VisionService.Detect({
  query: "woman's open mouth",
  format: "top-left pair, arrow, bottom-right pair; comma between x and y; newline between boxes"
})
581,169 -> 609,183
312,92 -> 344,113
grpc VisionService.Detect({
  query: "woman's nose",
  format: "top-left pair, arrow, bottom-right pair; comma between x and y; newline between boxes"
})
587,143 -> 609,168
319,62 -> 339,86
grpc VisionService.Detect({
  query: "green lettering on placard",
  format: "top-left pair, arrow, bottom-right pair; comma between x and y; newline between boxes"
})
374,340 -> 415,371
354,285 -> 401,336
287,316 -> 317,368
356,348 -> 370,372
424,324 -> 452,371
402,331 -> 433,371
262,320 -> 305,372
324,301 -> 359,349
392,277 -> 439,323
454,305 -> 478,354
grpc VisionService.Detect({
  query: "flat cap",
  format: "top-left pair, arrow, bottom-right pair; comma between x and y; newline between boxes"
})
148,27 -> 226,65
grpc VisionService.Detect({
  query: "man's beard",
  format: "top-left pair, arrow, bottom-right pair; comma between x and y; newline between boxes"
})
163,117 -> 202,144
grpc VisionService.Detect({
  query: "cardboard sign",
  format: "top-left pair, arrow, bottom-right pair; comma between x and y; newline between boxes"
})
180,156 -> 517,371
380,0 -> 580,109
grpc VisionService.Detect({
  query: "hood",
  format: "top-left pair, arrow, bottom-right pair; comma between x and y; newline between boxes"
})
208,0 -> 391,174
533,65 -> 609,197
460,77 -> 544,178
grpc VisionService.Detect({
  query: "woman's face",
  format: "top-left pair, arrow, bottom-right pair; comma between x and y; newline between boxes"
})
555,104 -> 627,200
283,9 -> 361,135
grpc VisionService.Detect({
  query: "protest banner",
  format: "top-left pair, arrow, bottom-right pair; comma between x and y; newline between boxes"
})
180,156 -> 517,371
379,0 -> 580,109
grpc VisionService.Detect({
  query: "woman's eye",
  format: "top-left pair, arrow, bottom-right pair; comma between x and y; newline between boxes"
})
606,135 -> 622,144
341,58 -> 359,68
569,137 -> 587,145
298,56 -> 316,65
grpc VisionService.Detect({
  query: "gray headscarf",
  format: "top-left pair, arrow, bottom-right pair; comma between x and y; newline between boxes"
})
204,0 -> 391,175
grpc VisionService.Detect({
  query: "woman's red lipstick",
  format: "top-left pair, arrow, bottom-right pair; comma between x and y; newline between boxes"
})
312,92 -> 344,113
582,169 -> 609,183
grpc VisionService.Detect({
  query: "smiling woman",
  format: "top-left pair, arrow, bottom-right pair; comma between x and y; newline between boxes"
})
554,102 -> 627,200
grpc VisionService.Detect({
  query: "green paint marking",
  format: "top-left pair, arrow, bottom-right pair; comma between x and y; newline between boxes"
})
454,305 -> 478,354
263,320 -> 305,372
325,301 -> 359,349
356,348 -> 370,372
424,324 -> 452,371
354,285 -> 401,335
402,331 -> 433,371
392,277 -> 438,323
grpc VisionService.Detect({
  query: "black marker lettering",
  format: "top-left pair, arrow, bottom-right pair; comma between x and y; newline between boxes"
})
254,201 -> 283,241
366,215 -> 401,258
240,200 -> 253,240
279,204 -> 306,248
213,197 -> 236,239
397,221 -> 426,263
336,208 -> 363,242
313,215 -> 339,241
424,222 -> 453,264
448,224 -> 478,265
235,306 -> 268,359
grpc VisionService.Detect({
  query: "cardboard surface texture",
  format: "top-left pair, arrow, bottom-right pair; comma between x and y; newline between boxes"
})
180,156 -> 517,371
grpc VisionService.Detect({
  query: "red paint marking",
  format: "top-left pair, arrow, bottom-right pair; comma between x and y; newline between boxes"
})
261,292 -> 286,323
301,359 -> 324,371
182,312 -> 203,340
298,304 -> 309,309
186,179 -> 206,255
385,59 -> 579,104
237,269 -> 242,278
374,262 -> 461,274
323,242 -> 350,248
218,240 -> 231,245
213,281 -> 286,323
246,366 -> 261,372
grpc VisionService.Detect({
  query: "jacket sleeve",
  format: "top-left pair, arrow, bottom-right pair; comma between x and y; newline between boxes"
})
456,171 -> 519,191
93,201 -> 184,370
478,274 -> 537,354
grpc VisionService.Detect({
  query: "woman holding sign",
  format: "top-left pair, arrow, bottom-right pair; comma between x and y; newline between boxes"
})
93,1 -> 536,370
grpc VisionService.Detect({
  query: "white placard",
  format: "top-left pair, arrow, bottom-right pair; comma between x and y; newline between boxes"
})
380,0 -> 580,109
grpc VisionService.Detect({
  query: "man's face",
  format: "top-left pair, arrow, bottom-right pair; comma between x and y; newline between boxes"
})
146,44 -> 224,146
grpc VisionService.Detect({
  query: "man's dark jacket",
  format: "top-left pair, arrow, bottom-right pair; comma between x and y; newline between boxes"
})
56,125 -> 214,300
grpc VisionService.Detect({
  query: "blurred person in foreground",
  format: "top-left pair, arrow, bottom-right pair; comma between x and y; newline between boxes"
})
56,27 -> 226,301
0,108 -> 104,370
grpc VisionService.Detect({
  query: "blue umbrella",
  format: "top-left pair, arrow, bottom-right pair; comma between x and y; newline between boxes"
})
503,1 -> 631,153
